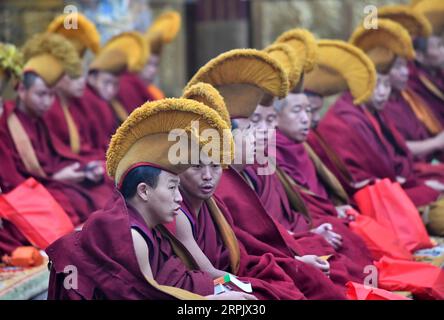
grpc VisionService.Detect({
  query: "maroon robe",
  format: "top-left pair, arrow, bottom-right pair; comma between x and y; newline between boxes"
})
408,61 -> 444,125
83,85 -> 119,152
0,101 -> 114,225
180,198 -> 307,300
215,167 -> 347,299
315,92 -> 440,207
244,164 -> 370,286
117,72 -> 153,113
44,95 -> 105,161
46,194 -> 214,299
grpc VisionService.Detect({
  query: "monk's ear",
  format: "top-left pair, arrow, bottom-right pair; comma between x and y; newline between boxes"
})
136,182 -> 150,202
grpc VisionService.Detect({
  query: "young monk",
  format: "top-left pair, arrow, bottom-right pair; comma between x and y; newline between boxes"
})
45,12 -> 105,158
376,5 -> 444,161
46,98 -> 256,300
408,0 -> 444,125
316,20 -> 444,235
0,33 -> 113,225
183,49 -> 347,299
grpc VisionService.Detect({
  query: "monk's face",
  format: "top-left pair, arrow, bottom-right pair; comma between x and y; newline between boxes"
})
422,36 -> 444,68
249,105 -> 277,152
139,55 -> 160,84
179,161 -> 222,201
368,73 -> 391,111
232,118 -> 256,165
389,57 -> 409,91
57,74 -> 86,98
18,76 -> 55,118
88,71 -> 120,102
306,94 -> 324,129
277,93 -> 311,143
144,171 -> 182,225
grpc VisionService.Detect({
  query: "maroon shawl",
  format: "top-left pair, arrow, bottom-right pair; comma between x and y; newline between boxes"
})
117,72 -> 153,113
46,194 -> 213,299
275,129 -> 328,199
214,167 -> 347,299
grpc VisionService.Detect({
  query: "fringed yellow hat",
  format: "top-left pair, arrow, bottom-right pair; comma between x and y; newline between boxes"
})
146,11 -> 181,55
275,28 -> 318,73
410,0 -> 426,6
89,48 -> 128,75
106,98 -> 232,186
182,82 -> 231,127
0,43 -> 23,88
263,43 -> 304,94
185,49 -> 289,119
304,40 -> 377,105
378,5 -> 432,38
413,0 -> 444,35
349,19 -> 415,74
47,13 -> 101,57
100,32 -> 150,73
22,33 -> 82,87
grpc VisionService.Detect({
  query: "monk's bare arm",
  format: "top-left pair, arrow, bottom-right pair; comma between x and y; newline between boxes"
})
175,211 -> 226,279
406,133 -> 444,157
131,229 -> 154,280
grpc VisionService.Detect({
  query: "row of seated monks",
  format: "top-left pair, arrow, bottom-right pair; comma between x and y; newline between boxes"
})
0,1 -> 443,300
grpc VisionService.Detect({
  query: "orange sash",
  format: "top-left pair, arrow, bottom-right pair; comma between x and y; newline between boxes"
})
418,74 -> 444,102
59,95 -> 81,154
146,84 -> 165,101
110,99 -> 129,123
7,112 -> 47,178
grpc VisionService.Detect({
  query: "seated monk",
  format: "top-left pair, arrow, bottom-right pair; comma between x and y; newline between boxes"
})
0,33 -> 114,225
45,12 -> 105,159
138,11 -> 182,101
407,0 -> 444,126
316,20 -> 444,235
183,49 -> 347,299
46,98 -> 256,300
377,5 -> 444,162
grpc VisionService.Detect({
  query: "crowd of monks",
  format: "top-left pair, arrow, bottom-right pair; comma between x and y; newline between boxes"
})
0,0 -> 444,300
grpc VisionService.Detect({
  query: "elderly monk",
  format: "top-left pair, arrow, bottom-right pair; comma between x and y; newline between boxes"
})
316,20 -> 444,235
46,98 -> 256,300
0,33 -> 114,225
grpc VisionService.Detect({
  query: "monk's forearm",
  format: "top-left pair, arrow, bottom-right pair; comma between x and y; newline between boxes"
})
406,138 -> 442,157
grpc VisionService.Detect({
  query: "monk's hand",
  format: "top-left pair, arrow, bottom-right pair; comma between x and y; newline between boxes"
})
433,131 -> 444,150
207,292 -> 258,300
84,160 -> 105,183
425,179 -> 444,192
335,205 -> 353,220
396,176 -> 406,185
295,255 -> 330,277
53,162 -> 85,183
311,223 -> 343,250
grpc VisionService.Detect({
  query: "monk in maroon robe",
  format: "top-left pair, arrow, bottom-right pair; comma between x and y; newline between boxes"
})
44,74 -> 105,160
0,74 -> 114,225
117,71 -> 154,112
176,160 -> 346,299
408,36 -> 444,125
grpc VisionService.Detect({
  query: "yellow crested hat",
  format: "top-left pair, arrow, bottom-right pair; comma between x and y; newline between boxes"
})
378,5 -> 432,38
22,33 -> 82,87
304,40 -> 377,105
0,43 -> 23,87
350,19 -> 415,74
275,28 -> 318,73
96,31 -> 150,73
413,0 -> 444,35
106,98 -> 232,186
185,49 -> 289,119
146,11 -> 181,55
263,43 -> 304,94
47,12 -> 101,57
182,82 -> 231,127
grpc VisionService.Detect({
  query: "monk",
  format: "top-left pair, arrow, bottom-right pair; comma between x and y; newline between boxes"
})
408,1 -> 444,125
241,103 -> 373,287
46,98 -> 256,300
